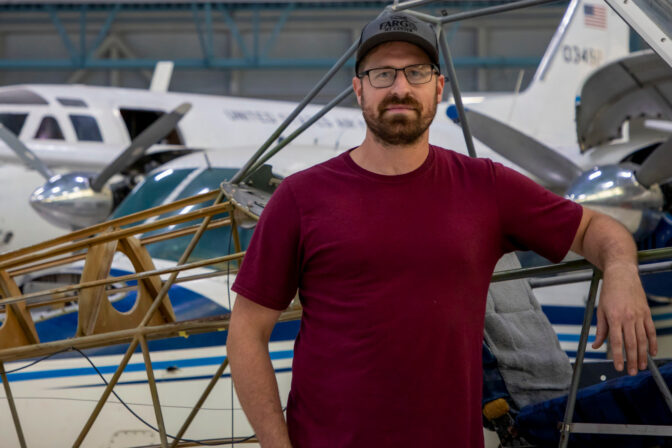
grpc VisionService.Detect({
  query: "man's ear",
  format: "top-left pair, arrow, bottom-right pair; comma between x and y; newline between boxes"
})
436,74 -> 445,103
352,76 -> 363,106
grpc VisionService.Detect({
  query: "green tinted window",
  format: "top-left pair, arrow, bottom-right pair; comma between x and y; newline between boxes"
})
111,168 -> 193,226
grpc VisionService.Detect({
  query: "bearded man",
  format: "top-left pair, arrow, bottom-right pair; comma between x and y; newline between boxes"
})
227,11 -> 656,448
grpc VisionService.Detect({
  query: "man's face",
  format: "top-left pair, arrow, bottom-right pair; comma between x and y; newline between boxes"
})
353,41 -> 444,146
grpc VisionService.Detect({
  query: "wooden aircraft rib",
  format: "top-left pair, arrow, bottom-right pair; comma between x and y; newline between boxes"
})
0,201 -> 232,271
0,269 -> 39,349
0,189 -> 220,265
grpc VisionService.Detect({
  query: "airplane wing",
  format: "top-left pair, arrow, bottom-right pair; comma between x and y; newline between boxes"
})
576,49 -> 672,151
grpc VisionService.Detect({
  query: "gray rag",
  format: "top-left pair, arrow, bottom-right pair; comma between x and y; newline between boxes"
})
484,253 -> 572,409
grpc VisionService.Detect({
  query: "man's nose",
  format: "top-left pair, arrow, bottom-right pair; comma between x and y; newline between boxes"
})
389,70 -> 413,95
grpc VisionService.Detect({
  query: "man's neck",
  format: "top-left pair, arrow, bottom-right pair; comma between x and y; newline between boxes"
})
350,132 -> 431,176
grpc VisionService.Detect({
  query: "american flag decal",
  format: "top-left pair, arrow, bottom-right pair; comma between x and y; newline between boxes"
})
584,4 -> 607,28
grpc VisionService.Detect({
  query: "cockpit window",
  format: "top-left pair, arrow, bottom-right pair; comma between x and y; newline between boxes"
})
69,114 -> 102,142
0,89 -> 48,105
0,113 -> 28,136
57,98 -> 87,107
119,108 -> 183,145
34,116 -> 64,140
112,167 -> 254,267
111,168 -> 193,227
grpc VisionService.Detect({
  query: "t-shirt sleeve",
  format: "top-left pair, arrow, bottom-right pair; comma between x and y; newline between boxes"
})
493,162 -> 583,263
231,180 -> 301,311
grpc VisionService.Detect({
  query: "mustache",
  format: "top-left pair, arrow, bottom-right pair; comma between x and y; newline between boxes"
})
377,94 -> 422,114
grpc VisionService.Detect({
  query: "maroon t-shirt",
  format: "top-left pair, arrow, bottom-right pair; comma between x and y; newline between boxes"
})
232,146 -> 582,447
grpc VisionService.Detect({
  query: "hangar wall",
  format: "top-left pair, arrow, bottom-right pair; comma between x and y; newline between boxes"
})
0,1 -> 618,104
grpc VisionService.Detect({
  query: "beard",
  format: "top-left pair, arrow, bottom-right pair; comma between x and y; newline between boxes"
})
361,88 -> 438,146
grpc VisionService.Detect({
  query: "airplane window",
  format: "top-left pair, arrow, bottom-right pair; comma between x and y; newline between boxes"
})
0,113 -> 28,136
119,108 -> 183,145
34,116 -> 65,140
112,167 -> 254,266
0,89 -> 48,105
111,168 -> 193,227
69,114 -> 102,142
57,98 -> 88,107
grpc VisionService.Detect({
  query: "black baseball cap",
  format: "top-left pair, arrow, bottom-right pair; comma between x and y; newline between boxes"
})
356,11 -> 440,74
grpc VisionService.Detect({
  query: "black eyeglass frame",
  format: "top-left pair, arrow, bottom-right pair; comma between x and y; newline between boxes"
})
356,63 -> 440,88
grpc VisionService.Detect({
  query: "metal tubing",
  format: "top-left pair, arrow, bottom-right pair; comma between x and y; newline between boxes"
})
493,246 -> 672,283
439,28 -> 477,158
647,355 -> 672,415
139,335 -> 169,447
169,358 -> 230,448
439,0 -> 564,24
75,191 -> 226,447
559,268 -> 602,448
230,40 -> 358,184
0,362 -> 27,448
401,9 -> 442,24
392,0 -> 441,11
569,423 -> 672,436
530,260 -> 672,288
243,86 -> 354,180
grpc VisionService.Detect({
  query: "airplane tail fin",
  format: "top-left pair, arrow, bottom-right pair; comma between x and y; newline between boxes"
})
465,0 -> 631,150
526,0 -> 630,97
150,61 -> 174,92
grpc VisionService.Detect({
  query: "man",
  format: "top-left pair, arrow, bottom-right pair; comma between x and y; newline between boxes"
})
227,11 -> 657,448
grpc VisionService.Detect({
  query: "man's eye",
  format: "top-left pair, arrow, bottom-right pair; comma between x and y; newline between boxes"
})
373,70 -> 393,80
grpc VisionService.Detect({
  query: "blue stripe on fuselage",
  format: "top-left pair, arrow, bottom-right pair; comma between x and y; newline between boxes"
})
1,350 -> 294,384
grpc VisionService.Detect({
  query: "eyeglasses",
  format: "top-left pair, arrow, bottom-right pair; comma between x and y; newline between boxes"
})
357,64 -> 439,88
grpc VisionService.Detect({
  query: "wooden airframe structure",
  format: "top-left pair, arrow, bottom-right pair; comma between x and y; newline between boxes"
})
0,188 -> 298,447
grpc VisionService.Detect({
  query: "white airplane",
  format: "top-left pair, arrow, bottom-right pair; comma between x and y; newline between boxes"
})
0,0 -> 647,254
2,0 -> 672,446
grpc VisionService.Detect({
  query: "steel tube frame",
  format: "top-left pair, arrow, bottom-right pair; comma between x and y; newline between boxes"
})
647,355 -> 672,415
559,269 -> 601,448
438,27 -> 477,158
0,361 -> 27,448
243,86 -> 354,180
230,40 -> 358,184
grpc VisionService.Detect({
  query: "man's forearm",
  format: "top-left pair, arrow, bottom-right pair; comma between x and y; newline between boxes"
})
570,208 -> 657,374
574,211 -> 637,270
228,335 -> 292,447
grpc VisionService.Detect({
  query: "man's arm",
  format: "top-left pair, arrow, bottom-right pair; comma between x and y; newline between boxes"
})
570,206 -> 658,375
227,294 -> 292,448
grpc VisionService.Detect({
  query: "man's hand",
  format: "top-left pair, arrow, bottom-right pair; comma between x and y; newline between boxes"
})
570,207 -> 657,375
592,262 -> 657,375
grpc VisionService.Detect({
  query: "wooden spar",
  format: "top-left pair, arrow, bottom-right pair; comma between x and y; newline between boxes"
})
2,267 -> 240,313
0,201 -> 232,271
0,270 -> 39,349
0,189 -> 219,265
169,357 -> 230,448
0,361 -> 27,448
0,309 -> 303,363
7,216 -> 232,277
139,334 -> 169,448
0,251 -> 245,309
